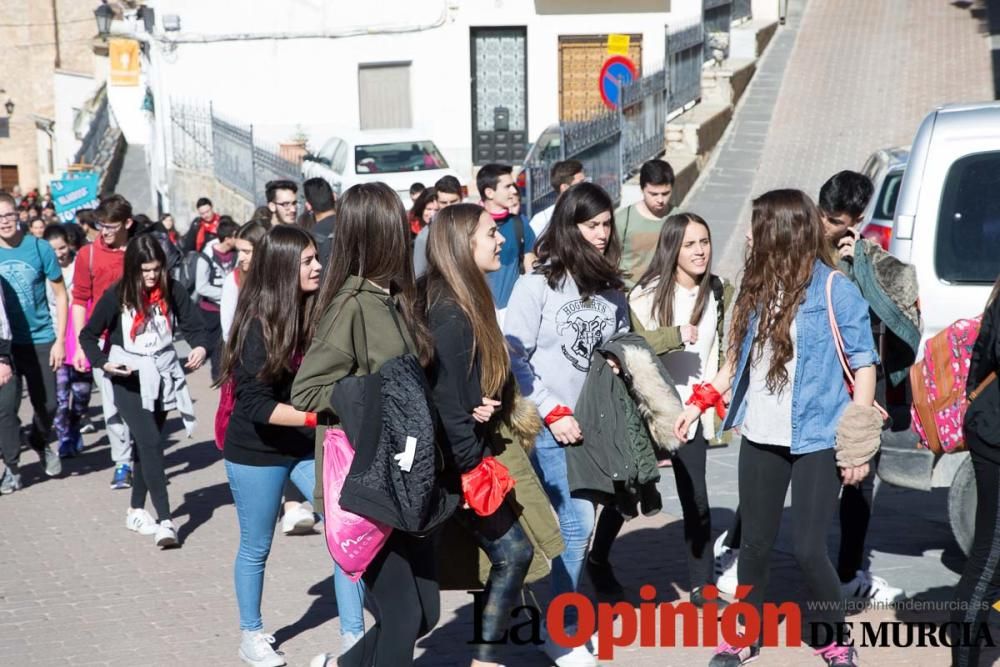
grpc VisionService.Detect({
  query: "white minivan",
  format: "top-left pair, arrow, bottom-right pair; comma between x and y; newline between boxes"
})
889,102 -> 1000,347
880,102 -> 1000,554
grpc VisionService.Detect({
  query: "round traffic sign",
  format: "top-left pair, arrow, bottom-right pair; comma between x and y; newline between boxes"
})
599,56 -> 638,109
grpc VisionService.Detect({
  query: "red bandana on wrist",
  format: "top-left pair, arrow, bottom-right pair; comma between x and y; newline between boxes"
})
130,286 -> 170,341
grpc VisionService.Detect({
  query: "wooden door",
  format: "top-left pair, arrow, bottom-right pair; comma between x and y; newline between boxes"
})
0,165 -> 19,191
558,35 -> 642,121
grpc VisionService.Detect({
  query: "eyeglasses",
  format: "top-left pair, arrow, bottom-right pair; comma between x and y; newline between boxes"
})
97,222 -> 124,232
0,212 -> 18,222
274,201 -> 298,208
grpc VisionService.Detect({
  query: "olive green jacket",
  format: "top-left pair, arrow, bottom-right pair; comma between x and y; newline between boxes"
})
291,276 -> 416,507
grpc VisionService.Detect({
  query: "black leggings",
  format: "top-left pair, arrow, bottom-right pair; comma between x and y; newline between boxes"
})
737,439 -> 845,634
950,446 -> 1000,667
723,451 -> 881,583
590,425 -> 712,589
339,531 -> 440,667
0,343 -> 57,472
112,379 -> 169,521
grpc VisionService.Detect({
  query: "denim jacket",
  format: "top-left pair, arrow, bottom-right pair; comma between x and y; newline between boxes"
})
722,261 -> 879,454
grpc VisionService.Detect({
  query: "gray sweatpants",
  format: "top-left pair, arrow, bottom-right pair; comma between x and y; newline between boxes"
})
92,365 -> 132,466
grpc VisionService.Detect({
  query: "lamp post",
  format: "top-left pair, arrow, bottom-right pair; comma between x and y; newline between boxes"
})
3,99 -> 12,115
94,2 -> 114,37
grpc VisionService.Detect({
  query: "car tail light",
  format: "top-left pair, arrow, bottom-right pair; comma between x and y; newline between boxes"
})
861,224 -> 892,251
461,185 -> 469,199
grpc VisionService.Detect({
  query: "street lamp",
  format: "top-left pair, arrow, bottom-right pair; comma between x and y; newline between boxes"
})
94,2 -> 114,38
3,99 -> 12,115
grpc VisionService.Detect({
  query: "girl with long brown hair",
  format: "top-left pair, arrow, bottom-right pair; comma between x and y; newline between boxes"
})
292,182 -> 445,667
504,182 -> 629,667
675,190 -> 880,667
421,203 -> 535,667
588,213 -> 735,605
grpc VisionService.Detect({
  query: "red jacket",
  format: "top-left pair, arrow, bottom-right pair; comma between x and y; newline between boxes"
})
72,237 -> 126,317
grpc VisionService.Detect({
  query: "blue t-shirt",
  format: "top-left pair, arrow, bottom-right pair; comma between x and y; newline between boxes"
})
0,235 -> 61,344
487,213 -> 536,309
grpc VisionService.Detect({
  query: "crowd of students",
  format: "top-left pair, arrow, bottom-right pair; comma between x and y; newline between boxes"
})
2,156 -> 997,667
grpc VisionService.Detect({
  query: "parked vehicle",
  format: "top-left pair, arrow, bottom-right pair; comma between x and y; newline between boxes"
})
859,146 -> 908,251
301,130 -> 467,206
878,102 -> 1000,555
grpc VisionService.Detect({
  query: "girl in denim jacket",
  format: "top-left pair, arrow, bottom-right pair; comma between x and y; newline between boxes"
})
675,190 -> 882,667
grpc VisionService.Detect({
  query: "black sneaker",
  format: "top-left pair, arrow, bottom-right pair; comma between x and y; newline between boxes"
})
708,641 -> 760,666
815,643 -> 859,667
586,556 -> 624,596
691,586 -> 730,611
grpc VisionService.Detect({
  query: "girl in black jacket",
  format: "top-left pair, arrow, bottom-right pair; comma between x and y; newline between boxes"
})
79,235 -> 209,548
421,203 -> 533,667
951,278 -> 1000,667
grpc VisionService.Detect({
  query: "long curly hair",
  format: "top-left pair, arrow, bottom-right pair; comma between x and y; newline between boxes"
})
729,189 -> 832,393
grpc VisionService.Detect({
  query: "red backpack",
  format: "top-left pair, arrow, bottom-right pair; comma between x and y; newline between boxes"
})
910,316 -> 997,454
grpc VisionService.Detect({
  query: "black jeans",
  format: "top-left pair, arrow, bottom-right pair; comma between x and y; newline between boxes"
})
112,378 -> 170,521
0,342 -> 57,473
339,531 -> 440,667
737,439 -> 845,634
723,450 -> 882,583
458,504 -> 534,662
200,307 -> 223,383
590,424 -> 713,589
950,446 -> 1000,667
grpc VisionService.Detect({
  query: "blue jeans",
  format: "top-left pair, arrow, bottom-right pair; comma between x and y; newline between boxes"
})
529,428 -> 596,631
225,458 -> 365,635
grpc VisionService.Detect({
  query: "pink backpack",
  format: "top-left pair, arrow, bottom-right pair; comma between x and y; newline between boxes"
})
910,316 -> 984,454
321,428 -> 392,582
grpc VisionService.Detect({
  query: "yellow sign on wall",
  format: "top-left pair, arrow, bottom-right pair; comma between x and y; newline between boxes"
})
109,38 -> 140,86
607,33 -> 631,56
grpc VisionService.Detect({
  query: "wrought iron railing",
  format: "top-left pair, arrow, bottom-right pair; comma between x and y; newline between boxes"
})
732,0 -> 752,23
74,96 -> 111,167
703,0 -> 733,63
666,23 -> 704,114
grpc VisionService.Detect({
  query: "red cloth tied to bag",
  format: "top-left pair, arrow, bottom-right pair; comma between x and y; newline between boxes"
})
687,383 -> 727,420
460,456 -> 516,517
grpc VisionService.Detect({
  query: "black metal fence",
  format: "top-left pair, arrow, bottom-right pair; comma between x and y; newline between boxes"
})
170,100 -> 300,205
732,0 -> 752,23
703,0 -> 733,63
666,23 -> 704,114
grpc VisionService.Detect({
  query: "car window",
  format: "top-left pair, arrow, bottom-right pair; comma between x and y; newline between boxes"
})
354,141 -> 448,174
935,151 -> 1000,284
874,171 -> 903,219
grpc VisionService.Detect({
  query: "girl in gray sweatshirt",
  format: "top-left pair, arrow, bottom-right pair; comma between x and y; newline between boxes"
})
502,182 -> 628,667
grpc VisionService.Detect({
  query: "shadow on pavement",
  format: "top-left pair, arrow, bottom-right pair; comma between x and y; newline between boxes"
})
272,576 -> 340,650
173,480 -> 232,542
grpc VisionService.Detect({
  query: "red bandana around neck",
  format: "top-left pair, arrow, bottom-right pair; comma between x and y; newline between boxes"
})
130,286 -> 170,341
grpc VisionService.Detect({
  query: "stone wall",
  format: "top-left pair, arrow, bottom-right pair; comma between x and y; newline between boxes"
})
169,168 -> 255,235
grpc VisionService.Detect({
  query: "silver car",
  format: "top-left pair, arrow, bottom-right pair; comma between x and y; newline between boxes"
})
859,147 -> 908,251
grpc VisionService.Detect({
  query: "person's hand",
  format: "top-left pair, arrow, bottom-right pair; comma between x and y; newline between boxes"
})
49,340 -> 65,370
722,389 -> 732,406
674,405 -> 701,442
472,397 -> 502,423
550,416 -> 583,445
680,325 -> 699,345
73,347 -> 89,373
840,462 -> 870,486
606,355 -> 621,375
0,360 -> 11,387
837,228 -> 858,260
185,346 -> 207,370
102,362 -> 132,377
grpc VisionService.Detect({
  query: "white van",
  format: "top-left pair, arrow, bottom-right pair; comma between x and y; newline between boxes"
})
889,102 -> 1000,346
880,102 -> 1000,554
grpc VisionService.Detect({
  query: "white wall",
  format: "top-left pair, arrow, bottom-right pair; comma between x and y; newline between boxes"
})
52,71 -> 98,173
155,0 -> 704,180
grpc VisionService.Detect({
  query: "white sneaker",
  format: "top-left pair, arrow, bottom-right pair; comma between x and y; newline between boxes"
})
125,508 -> 158,535
841,569 -> 905,604
309,654 -> 334,667
154,520 -> 179,548
281,503 -> 317,536
541,635 -> 598,667
239,630 -> 286,667
714,532 -> 739,596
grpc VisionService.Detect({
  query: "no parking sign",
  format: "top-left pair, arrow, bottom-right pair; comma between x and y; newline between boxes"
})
599,55 -> 638,110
